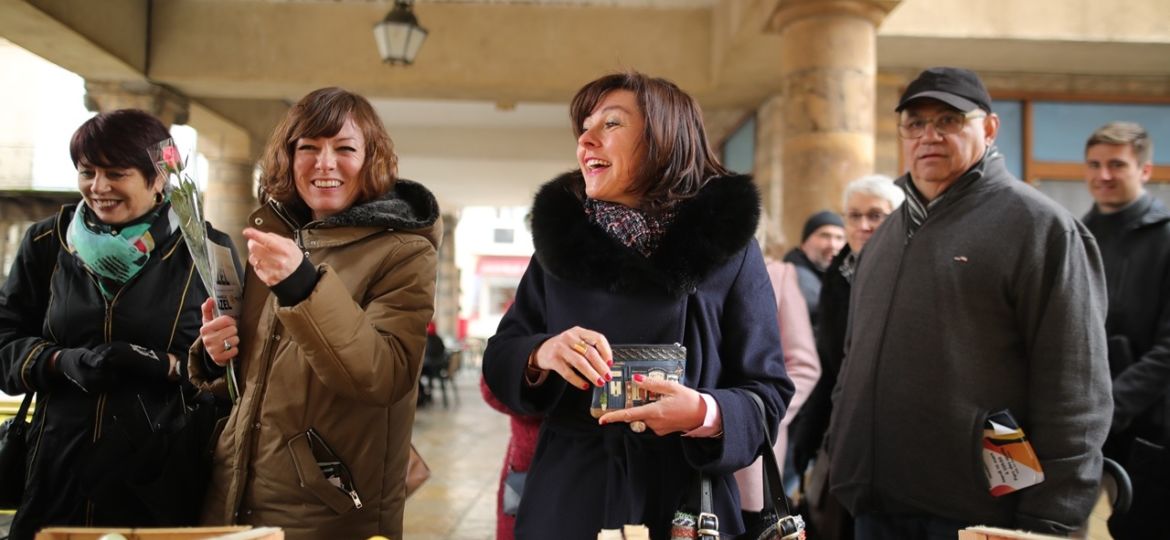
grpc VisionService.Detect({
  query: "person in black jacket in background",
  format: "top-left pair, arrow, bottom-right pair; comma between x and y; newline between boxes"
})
1081,121 -> 1170,539
0,109 -> 233,539
788,174 -> 903,540
782,211 -> 844,332
419,320 -> 445,406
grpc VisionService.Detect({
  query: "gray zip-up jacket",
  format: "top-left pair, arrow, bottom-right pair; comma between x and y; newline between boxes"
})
828,153 -> 1112,535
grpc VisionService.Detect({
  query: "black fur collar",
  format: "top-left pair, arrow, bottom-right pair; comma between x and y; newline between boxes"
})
531,171 -> 760,296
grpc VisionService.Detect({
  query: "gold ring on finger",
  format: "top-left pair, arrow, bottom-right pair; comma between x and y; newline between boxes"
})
570,341 -> 588,355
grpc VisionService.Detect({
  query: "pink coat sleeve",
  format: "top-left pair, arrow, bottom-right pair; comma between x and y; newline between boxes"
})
772,260 -> 821,431
734,259 -> 822,511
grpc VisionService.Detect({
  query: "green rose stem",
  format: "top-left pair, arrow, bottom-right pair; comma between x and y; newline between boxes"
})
155,140 -> 240,403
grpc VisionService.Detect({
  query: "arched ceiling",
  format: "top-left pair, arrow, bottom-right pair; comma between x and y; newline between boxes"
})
3,0 -> 1169,208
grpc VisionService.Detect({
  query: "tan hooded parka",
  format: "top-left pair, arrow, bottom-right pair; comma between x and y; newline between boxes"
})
193,180 -> 440,539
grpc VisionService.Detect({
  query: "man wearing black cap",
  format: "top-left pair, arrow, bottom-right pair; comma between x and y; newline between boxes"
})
784,210 -> 845,331
827,67 -> 1111,537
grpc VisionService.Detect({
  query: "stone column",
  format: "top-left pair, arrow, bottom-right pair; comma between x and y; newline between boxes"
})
85,82 -> 257,257
184,104 -> 258,258
434,212 -> 460,340
753,95 -> 788,255
875,70 -> 908,179
84,81 -> 189,126
202,156 -> 255,256
767,0 -> 897,246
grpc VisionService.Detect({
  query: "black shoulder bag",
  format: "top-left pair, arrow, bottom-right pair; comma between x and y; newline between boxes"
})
742,391 -> 806,540
674,391 -> 805,540
0,392 -> 34,507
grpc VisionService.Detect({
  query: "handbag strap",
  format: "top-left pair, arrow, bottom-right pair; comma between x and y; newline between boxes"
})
746,390 -> 795,519
14,392 -> 33,423
694,391 -> 790,540
697,474 -> 718,540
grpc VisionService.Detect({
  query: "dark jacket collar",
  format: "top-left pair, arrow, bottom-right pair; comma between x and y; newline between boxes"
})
530,170 -> 761,296
896,147 -> 1011,218
1084,193 -> 1170,231
322,179 -> 439,231
1139,194 -> 1170,227
270,179 -> 441,249
784,248 -> 824,278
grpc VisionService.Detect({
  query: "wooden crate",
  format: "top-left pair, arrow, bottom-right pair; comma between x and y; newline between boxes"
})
35,526 -> 283,540
959,526 -> 1066,540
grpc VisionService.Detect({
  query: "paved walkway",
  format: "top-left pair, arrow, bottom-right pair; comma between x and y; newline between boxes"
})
405,371 -> 509,540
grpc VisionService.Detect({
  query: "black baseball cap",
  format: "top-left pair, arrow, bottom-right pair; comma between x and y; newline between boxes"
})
896,67 -> 993,114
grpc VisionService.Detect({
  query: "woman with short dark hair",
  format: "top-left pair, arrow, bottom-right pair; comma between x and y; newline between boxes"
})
482,71 -> 793,539
194,87 -> 440,539
0,109 -> 231,539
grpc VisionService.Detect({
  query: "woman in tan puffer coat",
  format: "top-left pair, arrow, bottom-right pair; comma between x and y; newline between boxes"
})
191,87 -> 440,540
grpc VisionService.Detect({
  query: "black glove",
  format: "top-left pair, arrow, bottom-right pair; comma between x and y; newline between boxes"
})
96,342 -> 173,385
53,347 -> 118,393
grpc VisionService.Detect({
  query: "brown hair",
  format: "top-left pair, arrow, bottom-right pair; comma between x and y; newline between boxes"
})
258,87 -> 398,206
569,71 -> 729,213
70,109 -> 171,189
1086,121 -> 1153,165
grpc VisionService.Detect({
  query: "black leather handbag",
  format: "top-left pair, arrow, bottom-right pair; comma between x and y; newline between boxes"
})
672,391 -> 806,540
0,392 -> 34,508
740,391 -> 806,540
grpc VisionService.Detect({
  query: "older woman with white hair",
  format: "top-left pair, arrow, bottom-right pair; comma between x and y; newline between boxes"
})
788,174 -> 903,540
838,175 -> 905,263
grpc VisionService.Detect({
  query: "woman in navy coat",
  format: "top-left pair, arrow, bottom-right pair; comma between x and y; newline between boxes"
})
482,71 -> 794,539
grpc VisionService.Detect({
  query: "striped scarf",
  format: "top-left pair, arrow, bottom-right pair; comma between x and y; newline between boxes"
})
902,146 -> 1001,239
839,250 -> 859,284
901,181 -> 943,240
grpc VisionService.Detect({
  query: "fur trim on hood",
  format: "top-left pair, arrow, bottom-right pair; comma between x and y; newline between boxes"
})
268,178 -> 442,249
531,170 -> 761,296
323,179 -> 439,231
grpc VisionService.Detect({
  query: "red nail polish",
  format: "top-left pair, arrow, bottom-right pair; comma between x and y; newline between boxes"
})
607,360 -> 614,367
633,374 -> 645,383
581,383 -> 590,390
596,378 -> 605,387
604,373 -> 612,382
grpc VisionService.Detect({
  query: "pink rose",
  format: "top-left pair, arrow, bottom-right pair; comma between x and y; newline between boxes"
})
162,146 -> 181,171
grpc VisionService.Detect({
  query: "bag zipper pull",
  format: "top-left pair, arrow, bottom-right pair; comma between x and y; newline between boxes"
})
348,488 -> 363,509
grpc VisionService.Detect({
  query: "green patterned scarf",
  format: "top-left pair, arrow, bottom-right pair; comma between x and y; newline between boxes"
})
66,200 -> 177,299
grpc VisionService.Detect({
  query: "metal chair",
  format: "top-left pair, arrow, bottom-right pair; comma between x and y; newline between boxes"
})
421,348 -> 461,408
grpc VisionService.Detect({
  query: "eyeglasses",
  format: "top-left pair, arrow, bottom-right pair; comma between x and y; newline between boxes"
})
898,110 -> 986,139
846,211 -> 889,225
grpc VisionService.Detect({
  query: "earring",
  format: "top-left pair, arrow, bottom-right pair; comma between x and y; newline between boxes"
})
154,191 -> 165,204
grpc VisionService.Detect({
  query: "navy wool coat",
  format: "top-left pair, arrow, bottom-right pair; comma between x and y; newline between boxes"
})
483,171 -> 794,539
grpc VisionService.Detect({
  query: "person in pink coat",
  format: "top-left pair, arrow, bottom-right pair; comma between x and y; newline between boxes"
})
733,256 -> 821,525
